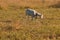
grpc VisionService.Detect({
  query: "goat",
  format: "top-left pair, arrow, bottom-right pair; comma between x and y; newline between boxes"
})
25,8 -> 43,20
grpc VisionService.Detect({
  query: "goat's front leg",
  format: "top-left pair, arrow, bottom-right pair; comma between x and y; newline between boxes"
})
35,16 -> 37,19
27,15 -> 30,20
31,15 -> 35,20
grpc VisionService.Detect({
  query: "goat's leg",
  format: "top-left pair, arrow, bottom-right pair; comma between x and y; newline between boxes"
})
35,16 -> 37,19
35,13 -> 38,19
31,16 -> 33,20
27,15 -> 29,20
31,15 -> 35,20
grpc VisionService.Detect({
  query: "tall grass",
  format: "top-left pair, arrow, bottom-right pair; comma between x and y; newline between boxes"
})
0,0 -> 60,40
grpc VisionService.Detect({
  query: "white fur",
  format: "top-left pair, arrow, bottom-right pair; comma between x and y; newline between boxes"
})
25,8 -> 43,19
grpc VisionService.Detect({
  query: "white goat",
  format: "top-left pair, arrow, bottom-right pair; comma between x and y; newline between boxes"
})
25,8 -> 43,20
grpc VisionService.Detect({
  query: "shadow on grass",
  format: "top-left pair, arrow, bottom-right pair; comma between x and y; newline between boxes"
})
0,6 -> 3,10
49,2 -> 60,8
0,26 -> 14,32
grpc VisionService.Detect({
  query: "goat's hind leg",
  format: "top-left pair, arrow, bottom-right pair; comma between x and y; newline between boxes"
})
27,15 -> 30,20
32,17 -> 33,20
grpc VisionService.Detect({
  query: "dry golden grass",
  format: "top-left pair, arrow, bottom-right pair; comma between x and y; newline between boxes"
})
0,0 -> 60,40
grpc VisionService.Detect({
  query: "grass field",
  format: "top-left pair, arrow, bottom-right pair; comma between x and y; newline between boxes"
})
0,0 -> 60,40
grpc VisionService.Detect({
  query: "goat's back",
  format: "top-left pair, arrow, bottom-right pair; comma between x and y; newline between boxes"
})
26,9 -> 34,16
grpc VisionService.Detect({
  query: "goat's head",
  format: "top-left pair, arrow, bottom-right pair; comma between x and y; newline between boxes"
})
41,14 -> 43,19
36,13 -> 43,19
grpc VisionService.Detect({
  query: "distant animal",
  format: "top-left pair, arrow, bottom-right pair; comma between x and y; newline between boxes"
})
25,8 -> 43,20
